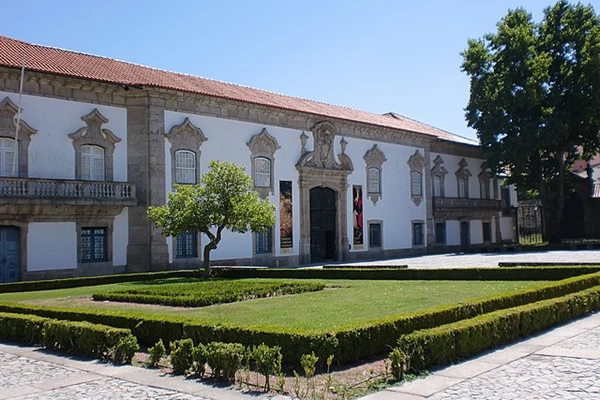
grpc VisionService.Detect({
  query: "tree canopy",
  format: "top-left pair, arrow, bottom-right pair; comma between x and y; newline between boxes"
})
148,160 -> 276,274
461,0 -> 600,241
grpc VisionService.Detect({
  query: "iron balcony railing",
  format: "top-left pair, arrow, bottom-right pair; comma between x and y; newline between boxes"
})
0,177 -> 136,203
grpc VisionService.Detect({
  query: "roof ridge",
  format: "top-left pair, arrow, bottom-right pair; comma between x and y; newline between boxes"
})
385,111 -> 477,144
2,35 -> 379,116
0,35 -> 476,146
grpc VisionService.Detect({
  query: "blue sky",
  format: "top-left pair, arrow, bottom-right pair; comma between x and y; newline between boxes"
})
3,0 -> 595,141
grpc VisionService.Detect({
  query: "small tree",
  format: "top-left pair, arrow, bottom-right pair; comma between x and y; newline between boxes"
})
148,160 -> 275,275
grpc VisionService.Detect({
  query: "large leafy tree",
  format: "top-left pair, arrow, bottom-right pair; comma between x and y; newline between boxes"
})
462,0 -> 600,242
148,160 -> 275,275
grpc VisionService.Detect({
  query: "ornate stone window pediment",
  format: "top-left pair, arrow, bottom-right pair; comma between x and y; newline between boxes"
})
247,127 -> 280,198
478,162 -> 496,200
165,117 -> 208,185
455,158 -> 472,198
407,150 -> 426,206
431,155 -> 448,198
364,144 -> 387,204
69,109 -> 120,181
0,97 -> 37,177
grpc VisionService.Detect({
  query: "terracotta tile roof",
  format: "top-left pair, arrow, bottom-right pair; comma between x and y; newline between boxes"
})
0,35 -> 476,145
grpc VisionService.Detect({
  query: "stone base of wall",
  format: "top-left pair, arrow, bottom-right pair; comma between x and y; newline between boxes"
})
23,264 -> 127,281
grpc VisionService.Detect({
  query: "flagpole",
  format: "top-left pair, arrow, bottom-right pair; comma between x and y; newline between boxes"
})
12,56 -> 25,176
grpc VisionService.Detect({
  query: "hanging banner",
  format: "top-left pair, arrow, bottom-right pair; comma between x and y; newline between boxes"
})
353,185 -> 363,246
279,181 -> 293,249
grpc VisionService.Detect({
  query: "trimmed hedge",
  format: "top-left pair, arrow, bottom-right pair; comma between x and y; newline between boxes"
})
0,312 -> 138,363
0,312 -> 46,344
397,286 -> 600,371
92,279 -> 326,307
0,270 -> 201,294
213,266 -> 600,281
3,271 -> 600,365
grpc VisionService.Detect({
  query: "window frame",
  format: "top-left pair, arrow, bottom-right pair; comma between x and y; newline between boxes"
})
482,221 -> 492,243
254,227 -> 273,255
0,97 -> 36,178
412,221 -> 425,247
455,158 -> 472,199
411,171 -> 423,197
174,149 -> 197,185
367,167 -> 381,196
0,137 -> 18,177
253,156 -> 272,188
368,221 -> 382,249
363,145 -> 387,204
431,155 -> 448,198
69,109 -> 120,182
435,222 -> 446,245
81,144 -> 105,181
175,231 -> 198,259
81,227 -> 107,263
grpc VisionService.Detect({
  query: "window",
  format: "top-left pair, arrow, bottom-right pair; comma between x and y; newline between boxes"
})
458,177 -> 467,198
367,167 -> 381,195
501,187 -> 512,215
175,150 -> 197,184
0,138 -> 17,177
0,97 -> 36,178
431,155 -> 448,197
81,145 -> 105,181
412,222 -> 424,246
483,222 -> 492,242
455,158 -> 471,198
254,157 -> 271,188
363,144 -> 386,204
369,223 -> 382,248
411,171 -> 422,197
480,177 -> 492,199
435,222 -> 446,244
433,175 -> 442,197
247,128 -> 279,198
81,228 -> 106,263
255,227 -> 272,254
69,109 -> 120,181
176,231 -> 197,258
407,150 -> 426,205
479,163 -> 495,200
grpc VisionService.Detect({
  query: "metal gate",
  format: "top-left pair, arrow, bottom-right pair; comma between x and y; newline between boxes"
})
517,199 -> 543,245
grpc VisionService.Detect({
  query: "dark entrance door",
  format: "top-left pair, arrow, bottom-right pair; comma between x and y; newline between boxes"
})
460,221 -> 470,251
310,187 -> 336,263
0,226 -> 19,283
561,193 -> 585,238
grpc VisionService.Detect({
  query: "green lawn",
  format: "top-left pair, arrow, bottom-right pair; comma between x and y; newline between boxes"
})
0,279 -> 550,332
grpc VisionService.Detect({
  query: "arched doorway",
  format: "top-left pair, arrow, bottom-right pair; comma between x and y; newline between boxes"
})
561,193 -> 585,238
0,226 -> 20,283
310,187 -> 337,263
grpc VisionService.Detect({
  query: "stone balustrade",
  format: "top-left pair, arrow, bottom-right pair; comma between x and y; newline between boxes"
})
0,177 -> 136,203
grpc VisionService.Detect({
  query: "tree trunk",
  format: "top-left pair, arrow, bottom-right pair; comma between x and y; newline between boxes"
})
202,244 -> 212,277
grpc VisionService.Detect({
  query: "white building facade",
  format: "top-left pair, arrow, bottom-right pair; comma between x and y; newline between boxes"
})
0,36 -> 516,281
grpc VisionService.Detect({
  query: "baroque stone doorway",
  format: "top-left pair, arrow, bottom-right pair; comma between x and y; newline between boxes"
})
310,187 -> 337,262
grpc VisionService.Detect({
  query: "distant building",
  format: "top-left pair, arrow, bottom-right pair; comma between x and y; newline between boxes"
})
0,36 -> 516,282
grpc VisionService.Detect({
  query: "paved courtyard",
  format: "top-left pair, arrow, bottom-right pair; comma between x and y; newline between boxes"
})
341,249 -> 600,268
0,250 -> 599,399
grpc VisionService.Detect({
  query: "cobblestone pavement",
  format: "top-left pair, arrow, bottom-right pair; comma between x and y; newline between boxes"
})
0,344 -> 285,400
361,312 -> 600,400
340,249 -> 600,269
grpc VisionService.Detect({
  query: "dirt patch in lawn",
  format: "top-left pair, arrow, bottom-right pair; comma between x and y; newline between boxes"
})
133,351 -> 395,399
